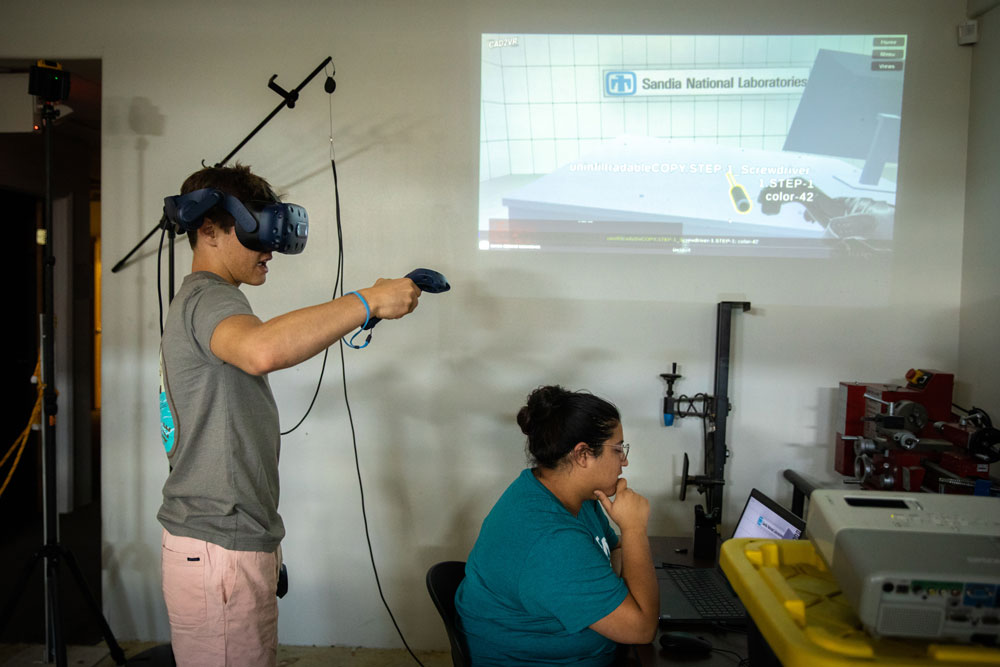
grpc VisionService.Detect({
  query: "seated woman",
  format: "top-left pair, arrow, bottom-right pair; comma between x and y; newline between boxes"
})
455,385 -> 658,666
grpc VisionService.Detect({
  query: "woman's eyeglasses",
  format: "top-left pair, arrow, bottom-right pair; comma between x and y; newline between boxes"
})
609,443 -> 630,461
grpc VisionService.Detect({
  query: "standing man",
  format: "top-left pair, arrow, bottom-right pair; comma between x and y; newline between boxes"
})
157,164 -> 420,666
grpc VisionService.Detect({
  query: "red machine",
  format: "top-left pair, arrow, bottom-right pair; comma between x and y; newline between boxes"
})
834,369 -> 1000,494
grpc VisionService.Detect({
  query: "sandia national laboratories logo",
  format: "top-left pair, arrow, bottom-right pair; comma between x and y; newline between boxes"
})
605,71 -> 636,96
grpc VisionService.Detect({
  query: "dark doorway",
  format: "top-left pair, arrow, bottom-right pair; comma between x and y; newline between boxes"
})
0,58 -> 104,645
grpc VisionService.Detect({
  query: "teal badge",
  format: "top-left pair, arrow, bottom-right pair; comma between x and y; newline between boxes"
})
160,390 -> 175,453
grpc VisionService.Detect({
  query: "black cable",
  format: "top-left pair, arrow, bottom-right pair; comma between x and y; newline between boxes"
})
280,153 -> 341,435
280,349 -> 330,435
710,646 -> 749,665
710,621 -> 748,634
341,338 -> 425,666
675,393 -> 710,418
157,225 -> 167,336
280,66 -> 342,436
323,140 -> 425,665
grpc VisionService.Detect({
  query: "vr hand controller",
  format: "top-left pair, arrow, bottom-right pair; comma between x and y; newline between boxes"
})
362,268 -> 450,331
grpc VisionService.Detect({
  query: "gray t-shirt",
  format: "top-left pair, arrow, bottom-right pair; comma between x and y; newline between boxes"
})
157,271 -> 284,552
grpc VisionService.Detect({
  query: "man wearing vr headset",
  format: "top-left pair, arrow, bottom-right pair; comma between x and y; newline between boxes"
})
157,164 -> 420,667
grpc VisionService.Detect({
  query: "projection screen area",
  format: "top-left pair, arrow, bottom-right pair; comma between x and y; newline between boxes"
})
479,34 -> 906,258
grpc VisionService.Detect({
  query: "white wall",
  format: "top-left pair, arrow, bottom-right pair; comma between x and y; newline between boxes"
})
1,0 -> 974,649
958,3 -> 1000,417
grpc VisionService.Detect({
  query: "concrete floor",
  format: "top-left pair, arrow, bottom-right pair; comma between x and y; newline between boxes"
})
0,642 -> 453,667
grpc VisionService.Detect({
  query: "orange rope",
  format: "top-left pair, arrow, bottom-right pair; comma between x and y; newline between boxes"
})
0,356 -> 43,499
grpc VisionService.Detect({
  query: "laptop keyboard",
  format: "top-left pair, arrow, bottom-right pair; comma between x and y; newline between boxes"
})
668,568 -> 746,619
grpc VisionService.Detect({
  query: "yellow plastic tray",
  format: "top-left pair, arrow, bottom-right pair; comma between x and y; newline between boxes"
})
719,538 -> 1000,666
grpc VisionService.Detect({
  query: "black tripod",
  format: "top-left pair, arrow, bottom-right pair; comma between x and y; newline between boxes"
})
0,63 -> 126,667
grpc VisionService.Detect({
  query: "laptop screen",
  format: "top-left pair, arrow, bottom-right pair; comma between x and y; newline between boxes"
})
731,488 -> 805,540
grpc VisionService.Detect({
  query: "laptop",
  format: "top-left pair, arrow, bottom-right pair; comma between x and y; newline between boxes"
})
657,488 -> 806,625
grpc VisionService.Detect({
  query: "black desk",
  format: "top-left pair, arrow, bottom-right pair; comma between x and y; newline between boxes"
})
782,468 -> 830,518
629,536 -> 750,667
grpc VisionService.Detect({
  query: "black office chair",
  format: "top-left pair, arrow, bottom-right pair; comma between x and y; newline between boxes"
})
426,560 -> 471,667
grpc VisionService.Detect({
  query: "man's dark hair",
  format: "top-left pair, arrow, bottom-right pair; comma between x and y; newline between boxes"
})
179,164 -> 278,248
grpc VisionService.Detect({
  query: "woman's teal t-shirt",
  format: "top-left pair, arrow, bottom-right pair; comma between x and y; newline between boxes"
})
455,469 -> 627,666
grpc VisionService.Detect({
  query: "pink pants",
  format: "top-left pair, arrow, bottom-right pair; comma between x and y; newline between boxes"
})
161,529 -> 281,667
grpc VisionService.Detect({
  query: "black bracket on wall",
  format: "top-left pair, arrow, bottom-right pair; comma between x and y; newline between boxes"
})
666,301 -> 750,558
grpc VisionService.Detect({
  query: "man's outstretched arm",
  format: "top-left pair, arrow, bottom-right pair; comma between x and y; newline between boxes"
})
210,277 -> 420,375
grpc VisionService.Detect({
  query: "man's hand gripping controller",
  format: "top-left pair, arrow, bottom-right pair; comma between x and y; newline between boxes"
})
362,268 -> 450,331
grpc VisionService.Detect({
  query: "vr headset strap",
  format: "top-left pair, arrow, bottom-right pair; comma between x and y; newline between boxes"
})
222,194 -> 260,234
164,189 -> 222,232
164,188 -> 259,235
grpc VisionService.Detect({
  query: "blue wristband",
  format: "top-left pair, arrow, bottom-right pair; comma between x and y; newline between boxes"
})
348,291 -> 370,328
345,291 -> 371,349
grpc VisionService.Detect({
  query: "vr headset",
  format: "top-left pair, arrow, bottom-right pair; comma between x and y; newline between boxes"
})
163,188 -> 308,255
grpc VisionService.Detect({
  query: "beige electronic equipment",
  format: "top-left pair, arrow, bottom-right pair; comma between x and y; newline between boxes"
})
806,489 -> 1000,643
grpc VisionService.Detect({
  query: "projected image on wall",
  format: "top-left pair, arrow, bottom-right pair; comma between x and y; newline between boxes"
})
478,34 -> 906,257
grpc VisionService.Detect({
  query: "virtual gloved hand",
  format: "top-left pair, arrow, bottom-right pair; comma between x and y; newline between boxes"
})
825,196 -> 894,240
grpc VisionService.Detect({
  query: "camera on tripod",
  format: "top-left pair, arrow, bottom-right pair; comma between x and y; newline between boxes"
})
28,60 -> 70,103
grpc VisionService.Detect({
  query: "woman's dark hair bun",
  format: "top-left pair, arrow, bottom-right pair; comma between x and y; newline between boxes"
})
517,385 -> 567,437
